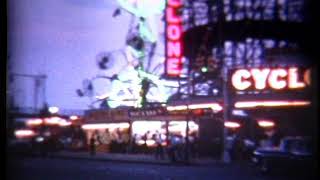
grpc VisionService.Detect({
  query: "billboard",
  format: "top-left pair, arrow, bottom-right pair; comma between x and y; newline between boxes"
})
77,0 -> 185,109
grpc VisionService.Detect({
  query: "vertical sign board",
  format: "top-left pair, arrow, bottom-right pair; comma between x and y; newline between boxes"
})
165,0 -> 183,77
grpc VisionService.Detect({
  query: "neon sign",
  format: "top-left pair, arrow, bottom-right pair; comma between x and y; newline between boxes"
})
165,0 -> 183,77
231,67 -> 311,91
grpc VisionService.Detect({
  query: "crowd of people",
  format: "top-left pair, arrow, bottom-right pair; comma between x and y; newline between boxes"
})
88,128 -> 199,162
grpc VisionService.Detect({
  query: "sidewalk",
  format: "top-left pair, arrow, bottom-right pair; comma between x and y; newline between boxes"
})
50,151 -> 221,166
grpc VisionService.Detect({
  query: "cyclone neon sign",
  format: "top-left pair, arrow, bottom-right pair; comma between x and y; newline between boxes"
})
165,0 -> 183,77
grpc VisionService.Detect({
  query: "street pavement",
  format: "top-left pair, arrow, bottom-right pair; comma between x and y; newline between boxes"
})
7,155 -> 317,180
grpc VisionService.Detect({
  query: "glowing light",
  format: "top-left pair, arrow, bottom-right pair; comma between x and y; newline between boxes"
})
166,0 -> 183,77
224,122 -> 241,128
232,69 -> 251,90
167,41 -> 181,57
15,129 -> 36,138
288,67 -> 306,89
146,139 -> 156,147
137,140 -> 146,145
44,117 -> 61,125
48,106 -> 59,114
59,120 -> 72,127
70,115 -> 79,120
167,25 -> 182,41
201,67 -> 208,73
167,58 -> 182,76
250,68 -> 270,90
167,103 -> 223,111
232,110 -> 248,116
26,119 -> 43,126
167,105 -> 188,111
257,120 -> 275,128
82,123 -> 130,130
132,121 -> 163,135
231,67 -> 309,91
268,69 -> 287,89
234,100 -> 311,108
168,121 -> 198,132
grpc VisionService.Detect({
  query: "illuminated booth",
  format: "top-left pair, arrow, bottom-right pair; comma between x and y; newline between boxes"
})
82,103 -> 225,156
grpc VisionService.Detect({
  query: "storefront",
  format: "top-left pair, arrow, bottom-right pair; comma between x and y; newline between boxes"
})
82,102 -> 223,157
227,66 -> 314,147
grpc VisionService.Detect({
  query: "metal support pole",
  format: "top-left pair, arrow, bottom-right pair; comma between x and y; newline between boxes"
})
221,65 -> 230,163
185,72 -> 192,163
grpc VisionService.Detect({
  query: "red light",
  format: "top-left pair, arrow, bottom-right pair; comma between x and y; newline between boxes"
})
166,0 -> 183,77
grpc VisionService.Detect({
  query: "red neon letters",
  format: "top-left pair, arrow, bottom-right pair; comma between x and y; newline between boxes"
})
231,67 -> 310,91
166,0 -> 183,77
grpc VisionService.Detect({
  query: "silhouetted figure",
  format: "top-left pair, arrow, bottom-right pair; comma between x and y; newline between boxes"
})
167,134 -> 177,163
89,135 -> 96,156
154,131 -> 164,160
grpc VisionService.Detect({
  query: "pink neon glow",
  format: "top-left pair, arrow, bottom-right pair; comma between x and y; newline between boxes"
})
167,41 -> 181,57
15,129 -> 36,138
82,123 -> 130,130
166,7 -> 182,23
234,100 -> 311,108
167,0 -> 183,8
26,119 -> 43,126
167,25 -> 182,40
166,0 -> 183,77
257,120 -> 275,128
224,122 -> 241,128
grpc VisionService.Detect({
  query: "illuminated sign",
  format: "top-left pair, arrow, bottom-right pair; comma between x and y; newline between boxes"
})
165,0 -> 183,77
128,107 -> 167,118
231,67 -> 311,91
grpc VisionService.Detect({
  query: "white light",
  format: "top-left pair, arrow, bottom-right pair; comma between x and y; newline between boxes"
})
232,69 -> 251,90
234,100 -> 311,108
167,105 -> 188,111
70,115 -> 78,120
49,106 -> 59,114
15,129 -> 35,138
26,119 -> 43,126
59,120 -> 72,127
224,122 -> 241,128
213,88 -> 219,95
36,136 -> 44,142
166,103 -> 223,111
132,121 -> 163,136
146,139 -> 156,147
44,117 -> 61,125
257,120 -> 275,128
168,121 -> 198,133
232,110 -> 247,116
137,140 -> 145,145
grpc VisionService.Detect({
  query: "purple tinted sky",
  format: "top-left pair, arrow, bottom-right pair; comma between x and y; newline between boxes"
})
8,0 -> 135,110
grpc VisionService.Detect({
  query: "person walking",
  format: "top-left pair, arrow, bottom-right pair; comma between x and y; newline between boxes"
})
154,131 -> 164,160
